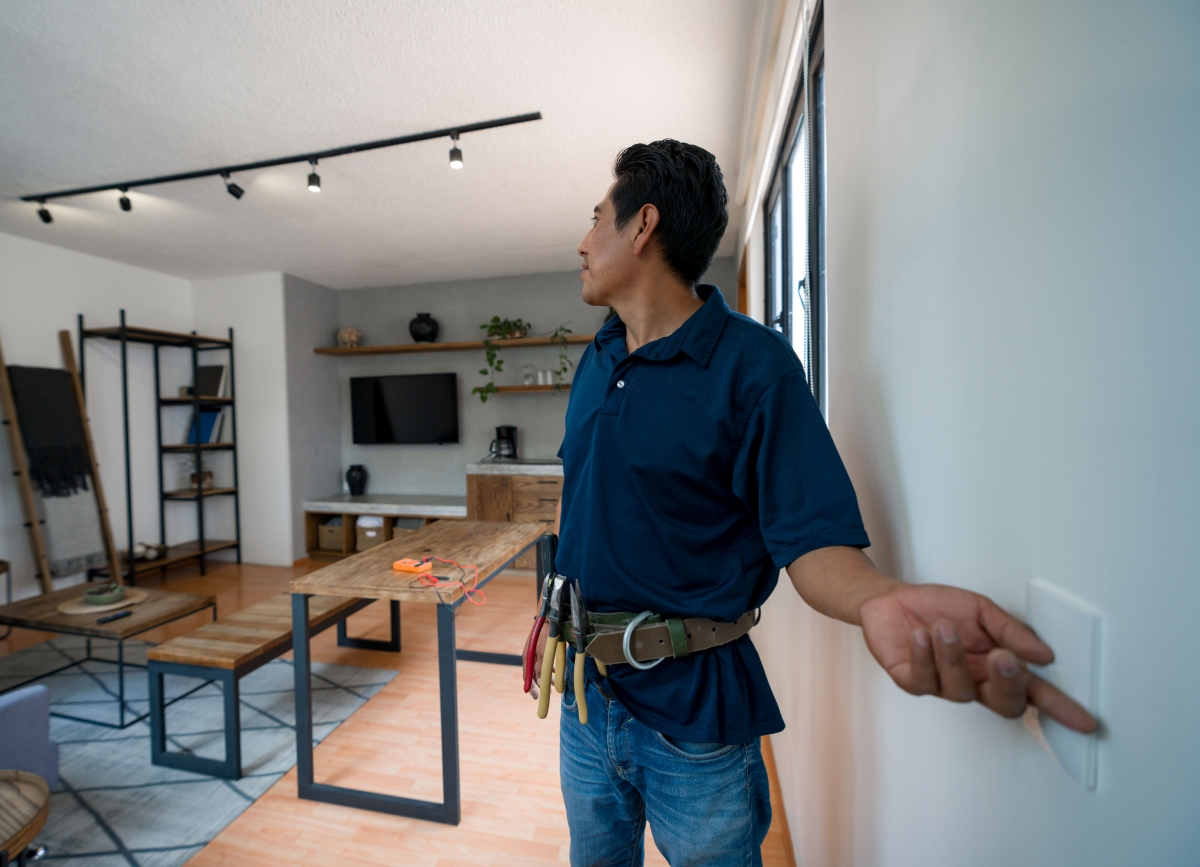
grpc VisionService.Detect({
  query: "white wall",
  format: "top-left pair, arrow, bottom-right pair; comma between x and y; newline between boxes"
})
0,231 -> 193,599
191,273 -> 294,566
283,274 -> 341,561
752,1 -> 1200,865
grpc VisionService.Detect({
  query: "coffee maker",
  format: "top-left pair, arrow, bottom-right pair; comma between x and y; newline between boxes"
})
489,425 -> 518,460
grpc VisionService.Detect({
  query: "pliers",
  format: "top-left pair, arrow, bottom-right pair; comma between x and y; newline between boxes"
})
570,580 -> 589,725
524,534 -> 558,694
537,575 -> 566,719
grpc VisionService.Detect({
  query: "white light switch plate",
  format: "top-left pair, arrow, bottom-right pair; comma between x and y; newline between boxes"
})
1025,579 -> 1101,789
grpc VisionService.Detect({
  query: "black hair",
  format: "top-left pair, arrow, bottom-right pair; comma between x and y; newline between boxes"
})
611,139 -> 728,285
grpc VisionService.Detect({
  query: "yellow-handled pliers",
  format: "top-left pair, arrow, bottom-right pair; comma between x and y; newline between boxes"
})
569,581 -> 589,725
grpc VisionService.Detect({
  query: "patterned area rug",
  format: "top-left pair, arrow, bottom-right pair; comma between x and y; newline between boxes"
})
0,635 -> 396,866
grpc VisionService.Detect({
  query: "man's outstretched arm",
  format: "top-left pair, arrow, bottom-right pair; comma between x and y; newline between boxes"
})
786,546 -> 1099,733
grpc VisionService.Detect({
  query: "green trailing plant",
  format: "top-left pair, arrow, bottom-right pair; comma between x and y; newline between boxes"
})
472,317 -> 531,402
551,324 -> 574,390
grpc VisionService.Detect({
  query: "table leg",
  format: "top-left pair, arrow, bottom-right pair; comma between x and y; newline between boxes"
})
292,593 -> 461,824
436,602 -> 461,825
117,639 -> 125,728
336,599 -> 401,652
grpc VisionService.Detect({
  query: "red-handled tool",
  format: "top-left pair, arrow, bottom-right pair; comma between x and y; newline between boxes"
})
523,534 -> 557,694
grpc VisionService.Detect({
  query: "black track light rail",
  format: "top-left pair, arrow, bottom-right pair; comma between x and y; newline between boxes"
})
20,111 -> 542,203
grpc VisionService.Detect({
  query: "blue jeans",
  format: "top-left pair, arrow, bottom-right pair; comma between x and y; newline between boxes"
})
559,654 -> 772,867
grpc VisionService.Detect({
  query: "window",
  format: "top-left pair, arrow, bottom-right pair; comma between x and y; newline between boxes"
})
764,8 -> 825,410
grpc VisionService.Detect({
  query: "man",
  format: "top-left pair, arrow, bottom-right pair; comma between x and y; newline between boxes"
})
539,140 -> 1097,867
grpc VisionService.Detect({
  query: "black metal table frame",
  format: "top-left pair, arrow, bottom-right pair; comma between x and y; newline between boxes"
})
148,598 -> 400,780
0,600 -> 218,729
291,540 -> 537,826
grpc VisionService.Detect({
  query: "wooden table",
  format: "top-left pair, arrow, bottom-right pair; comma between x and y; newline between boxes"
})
289,519 -> 546,825
0,771 -> 49,867
0,586 -> 216,728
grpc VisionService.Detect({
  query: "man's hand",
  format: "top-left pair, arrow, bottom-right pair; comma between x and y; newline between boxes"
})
787,546 -> 1098,734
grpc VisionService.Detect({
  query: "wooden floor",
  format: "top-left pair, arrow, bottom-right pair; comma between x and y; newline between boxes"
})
0,559 -> 795,867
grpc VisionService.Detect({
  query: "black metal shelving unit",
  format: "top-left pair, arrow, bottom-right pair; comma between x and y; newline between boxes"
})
79,310 -> 242,584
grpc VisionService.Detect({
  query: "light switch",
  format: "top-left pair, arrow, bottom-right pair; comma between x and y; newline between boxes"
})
1024,579 -> 1102,789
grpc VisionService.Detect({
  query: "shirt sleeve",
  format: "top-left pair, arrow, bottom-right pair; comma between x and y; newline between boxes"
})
732,369 -> 870,569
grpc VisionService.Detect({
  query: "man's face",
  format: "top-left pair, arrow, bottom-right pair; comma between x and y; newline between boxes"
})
577,184 -> 635,308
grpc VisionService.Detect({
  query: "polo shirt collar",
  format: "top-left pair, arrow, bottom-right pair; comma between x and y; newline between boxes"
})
593,284 -> 730,368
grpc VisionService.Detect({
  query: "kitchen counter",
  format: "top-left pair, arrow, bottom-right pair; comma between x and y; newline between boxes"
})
466,458 -> 563,477
303,493 -> 468,518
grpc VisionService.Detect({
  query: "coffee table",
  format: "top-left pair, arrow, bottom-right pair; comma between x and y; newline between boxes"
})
0,586 -> 216,728
0,770 -> 49,867
290,519 -> 546,825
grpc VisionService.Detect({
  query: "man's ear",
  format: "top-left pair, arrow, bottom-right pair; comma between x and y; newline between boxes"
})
630,203 -> 661,257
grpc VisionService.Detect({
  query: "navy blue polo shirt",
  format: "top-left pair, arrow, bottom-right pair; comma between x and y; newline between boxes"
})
556,285 -> 869,744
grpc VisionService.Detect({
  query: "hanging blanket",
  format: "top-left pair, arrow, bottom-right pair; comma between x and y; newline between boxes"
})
7,365 -> 107,577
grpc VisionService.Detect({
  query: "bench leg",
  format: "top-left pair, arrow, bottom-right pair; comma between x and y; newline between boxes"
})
148,661 -> 243,780
337,599 -> 401,652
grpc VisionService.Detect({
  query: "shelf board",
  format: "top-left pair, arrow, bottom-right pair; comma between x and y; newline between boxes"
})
313,334 -> 595,357
159,397 -> 234,406
163,486 -> 237,500
94,538 -> 238,576
493,384 -> 572,393
84,325 -> 231,348
161,443 -> 236,452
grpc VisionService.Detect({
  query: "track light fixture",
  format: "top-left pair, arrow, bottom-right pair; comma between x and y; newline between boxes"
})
221,172 -> 244,199
20,111 -> 542,221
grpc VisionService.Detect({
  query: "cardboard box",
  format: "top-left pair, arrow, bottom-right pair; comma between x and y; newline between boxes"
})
318,521 -> 344,551
356,525 -> 385,552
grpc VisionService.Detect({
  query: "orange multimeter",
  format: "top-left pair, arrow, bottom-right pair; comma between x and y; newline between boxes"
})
393,557 -> 433,573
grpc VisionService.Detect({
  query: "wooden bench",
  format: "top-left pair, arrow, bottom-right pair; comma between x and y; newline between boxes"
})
146,592 -> 400,779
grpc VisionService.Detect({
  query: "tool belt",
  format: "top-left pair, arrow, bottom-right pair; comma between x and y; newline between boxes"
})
561,610 -> 757,667
524,532 -> 758,725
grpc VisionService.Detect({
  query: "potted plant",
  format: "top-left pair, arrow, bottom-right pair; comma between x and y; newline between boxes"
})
178,453 -> 214,490
472,317 -> 531,402
472,318 -> 575,402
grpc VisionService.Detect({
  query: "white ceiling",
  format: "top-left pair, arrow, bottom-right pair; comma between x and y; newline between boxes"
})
0,0 -> 756,288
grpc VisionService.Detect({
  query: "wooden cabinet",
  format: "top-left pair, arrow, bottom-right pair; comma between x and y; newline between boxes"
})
467,473 -> 562,569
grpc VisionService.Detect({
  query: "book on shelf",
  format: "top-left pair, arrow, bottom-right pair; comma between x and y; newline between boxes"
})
192,365 -> 228,398
186,407 -> 226,444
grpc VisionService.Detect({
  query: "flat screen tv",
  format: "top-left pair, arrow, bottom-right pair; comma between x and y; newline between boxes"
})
350,373 -> 459,445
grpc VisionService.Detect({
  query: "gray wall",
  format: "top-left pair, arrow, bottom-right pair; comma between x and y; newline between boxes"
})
283,274 -> 342,560
331,258 -> 737,498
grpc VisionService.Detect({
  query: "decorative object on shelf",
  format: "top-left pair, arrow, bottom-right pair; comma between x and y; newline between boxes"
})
523,364 -> 536,386
489,426 -> 519,460
346,464 -> 368,496
408,313 -> 440,343
337,326 -> 362,348
84,582 -> 124,605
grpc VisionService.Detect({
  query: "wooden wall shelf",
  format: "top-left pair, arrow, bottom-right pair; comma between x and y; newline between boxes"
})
313,334 -> 594,356
493,384 -> 571,393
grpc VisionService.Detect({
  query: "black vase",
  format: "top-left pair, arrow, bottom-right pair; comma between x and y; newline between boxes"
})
346,464 -> 367,496
409,313 -> 439,343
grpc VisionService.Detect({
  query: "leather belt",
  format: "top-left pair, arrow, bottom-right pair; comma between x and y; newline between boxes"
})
561,611 -> 756,667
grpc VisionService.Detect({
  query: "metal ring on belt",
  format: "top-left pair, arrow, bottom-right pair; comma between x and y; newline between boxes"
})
622,610 -> 665,670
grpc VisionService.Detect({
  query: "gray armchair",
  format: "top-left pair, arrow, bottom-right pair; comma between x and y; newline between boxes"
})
0,684 -> 59,789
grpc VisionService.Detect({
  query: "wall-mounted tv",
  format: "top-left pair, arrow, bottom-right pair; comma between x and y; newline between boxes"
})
350,373 -> 459,445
